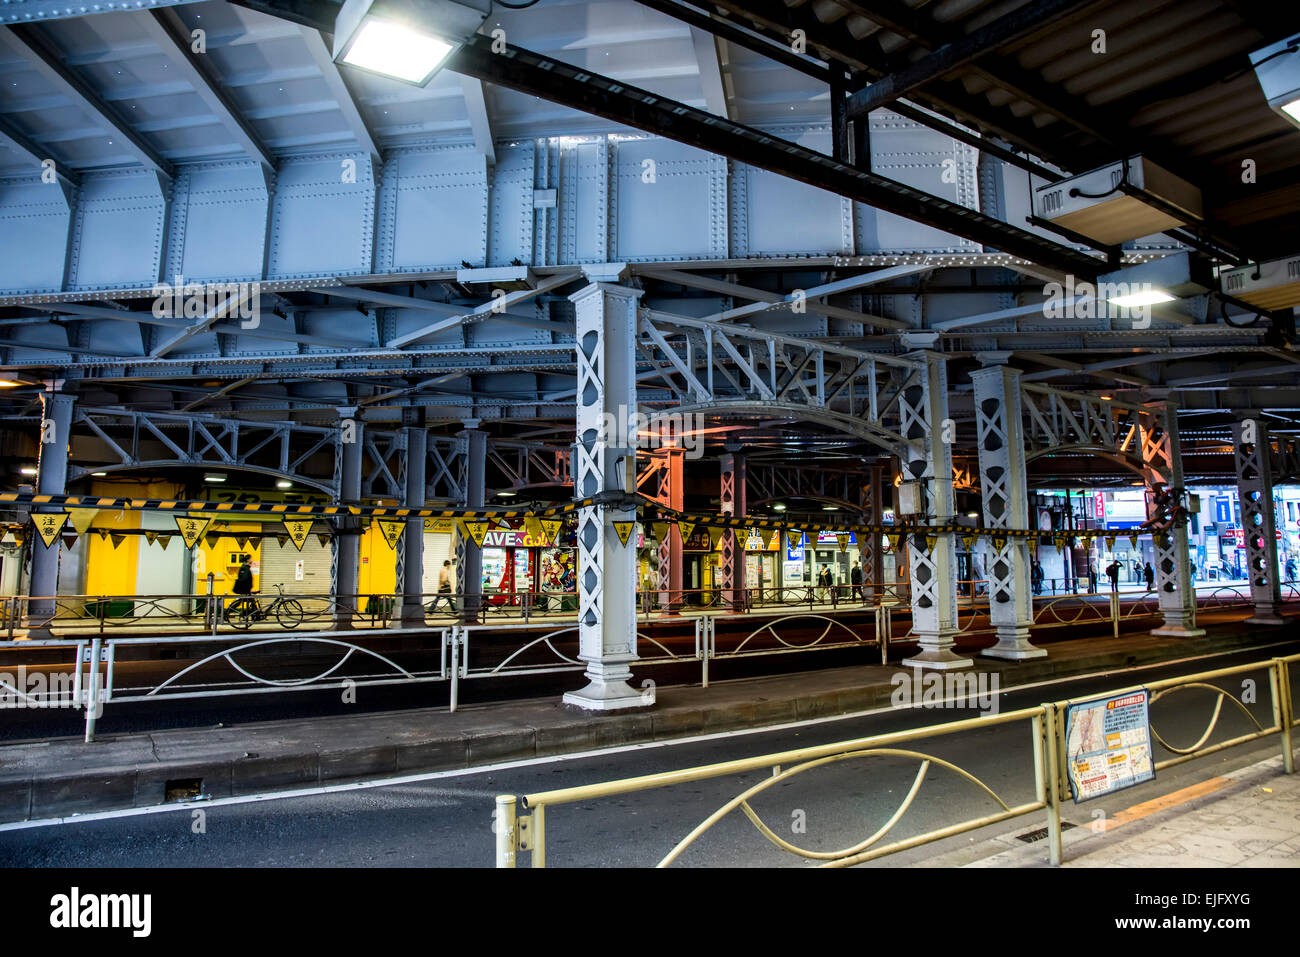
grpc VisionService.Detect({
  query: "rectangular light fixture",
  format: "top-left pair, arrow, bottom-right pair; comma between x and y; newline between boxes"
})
19,466 -> 37,476
1219,254 -> 1300,311
1251,35 -> 1300,131
1032,155 -> 1202,245
333,0 -> 490,87
204,473 -> 227,483
276,479 -> 293,489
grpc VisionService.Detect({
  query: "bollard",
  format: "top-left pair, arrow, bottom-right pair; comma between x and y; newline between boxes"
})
84,637 -> 102,743
495,795 -> 517,868
449,626 -> 461,713
1270,660 -> 1294,775
1042,703 -> 1063,866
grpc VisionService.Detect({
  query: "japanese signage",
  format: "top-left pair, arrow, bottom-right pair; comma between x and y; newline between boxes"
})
32,512 -> 68,548
376,519 -> 405,549
1065,689 -> 1155,802
174,515 -> 213,550
283,519 -> 314,551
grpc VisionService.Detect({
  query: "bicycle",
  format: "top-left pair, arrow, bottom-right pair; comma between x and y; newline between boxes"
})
223,583 -> 304,630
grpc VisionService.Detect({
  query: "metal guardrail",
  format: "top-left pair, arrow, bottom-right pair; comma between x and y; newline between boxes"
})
1,581 -> 1290,740
494,653 -> 1299,868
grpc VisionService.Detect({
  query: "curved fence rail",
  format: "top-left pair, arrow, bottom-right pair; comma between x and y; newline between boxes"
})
495,654 -> 1298,868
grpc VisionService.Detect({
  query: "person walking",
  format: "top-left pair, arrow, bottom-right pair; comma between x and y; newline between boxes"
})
1031,560 -> 1043,596
430,559 -> 454,614
1088,561 -> 1097,594
1105,559 -> 1120,593
850,561 -> 863,602
1143,561 -> 1155,590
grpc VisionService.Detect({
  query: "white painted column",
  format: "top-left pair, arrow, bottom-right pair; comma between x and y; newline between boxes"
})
971,361 -> 1044,659
1141,400 -> 1204,637
899,350 -> 970,670
1234,413 -> 1284,625
563,270 -> 651,710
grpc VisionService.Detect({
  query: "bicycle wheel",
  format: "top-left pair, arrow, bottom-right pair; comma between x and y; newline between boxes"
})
225,597 -> 255,630
276,599 -> 304,630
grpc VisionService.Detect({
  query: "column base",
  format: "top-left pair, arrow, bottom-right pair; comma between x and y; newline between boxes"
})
563,678 -> 655,711
398,602 -> 427,627
903,639 -> 972,671
1150,625 -> 1207,638
1246,615 -> 1286,626
982,632 -> 1048,660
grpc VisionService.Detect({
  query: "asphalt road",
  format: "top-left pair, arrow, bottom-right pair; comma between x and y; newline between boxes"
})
1,644 -> 1293,868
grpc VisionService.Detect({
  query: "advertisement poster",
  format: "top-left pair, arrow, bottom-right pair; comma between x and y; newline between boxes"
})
1065,689 -> 1155,803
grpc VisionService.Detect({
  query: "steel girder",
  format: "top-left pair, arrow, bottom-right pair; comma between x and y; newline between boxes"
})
638,308 -> 923,456
67,406 -> 342,495
445,34 -> 1104,277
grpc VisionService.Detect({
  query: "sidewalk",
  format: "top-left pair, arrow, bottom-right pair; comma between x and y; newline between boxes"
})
956,754 -> 1298,868
0,619 -> 1294,825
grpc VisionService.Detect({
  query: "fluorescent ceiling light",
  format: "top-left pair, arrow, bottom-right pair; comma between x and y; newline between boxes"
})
772,503 -> 787,511
1108,289 -> 1175,308
276,480 -> 293,489
1284,98 -> 1300,122
340,19 -> 454,84
333,0 -> 489,87
822,506 -> 838,511
19,466 -> 37,476
497,490 -> 517,497
204,473 -> 227,483
91,471 -> 107,477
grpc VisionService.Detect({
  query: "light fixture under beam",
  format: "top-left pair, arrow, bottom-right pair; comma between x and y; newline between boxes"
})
1251,35 -> 1300,132
333,0 -> 491,87
1032,155 -> 1202,246
1107,289 -> 1176,309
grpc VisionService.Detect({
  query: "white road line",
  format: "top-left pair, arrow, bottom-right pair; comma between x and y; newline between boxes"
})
1,638 -> 1292,832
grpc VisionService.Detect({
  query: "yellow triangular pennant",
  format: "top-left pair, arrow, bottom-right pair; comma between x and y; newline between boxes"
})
377,519 -> 405,549
464,520 -> 489,549
32,512 -> 67,548
1105,535 -> 1117,550
677,520 -> 695,544
157,535 -> 171,551
283,519 -> 313,552
961,534 -> 976,552
1128,533 -> 1139,549
651,521 -> 670,544
540,519 -> 563,546
174,515 -> 213,550
67,507 -> 99,536
144,530 -> 158,546
836,533 -> 849,551
925,534 -> 938,552
613,520 -> 635,546
708,526 -> 725,550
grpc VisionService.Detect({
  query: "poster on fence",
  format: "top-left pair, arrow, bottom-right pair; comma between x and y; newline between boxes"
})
1065,689 -> 1155,803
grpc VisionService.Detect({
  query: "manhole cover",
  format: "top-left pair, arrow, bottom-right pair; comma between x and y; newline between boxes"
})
1016,821 -> 1077,844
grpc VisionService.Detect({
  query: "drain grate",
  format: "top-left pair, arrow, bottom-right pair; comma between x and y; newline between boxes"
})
1016,822 -> 1077,844
164,778 -> 203,803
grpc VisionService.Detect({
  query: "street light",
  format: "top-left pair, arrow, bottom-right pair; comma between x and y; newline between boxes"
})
332,0 -> 491,87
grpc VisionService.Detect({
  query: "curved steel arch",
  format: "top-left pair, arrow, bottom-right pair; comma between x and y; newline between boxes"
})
649,401 -> 908,458
1024,444 -> 1148,478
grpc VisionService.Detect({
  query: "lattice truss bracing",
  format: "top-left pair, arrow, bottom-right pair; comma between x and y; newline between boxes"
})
636,309 -> 924,456
69,406 -> 342,495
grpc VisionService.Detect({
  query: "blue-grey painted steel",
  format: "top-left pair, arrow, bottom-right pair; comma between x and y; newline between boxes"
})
1,124 -> 1156,299
0,0 -> 200,24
